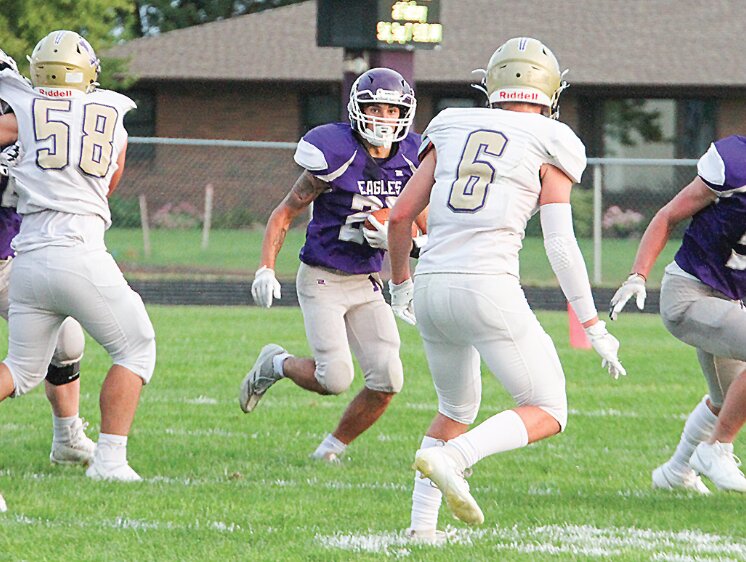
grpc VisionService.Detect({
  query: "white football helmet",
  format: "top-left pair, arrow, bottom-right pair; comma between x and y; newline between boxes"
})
28,30 -> 100,93
474,37 -> 569,119
348,68 -> 416,147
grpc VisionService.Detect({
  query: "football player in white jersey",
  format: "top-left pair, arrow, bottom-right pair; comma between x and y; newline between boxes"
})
0,31 -> 155,482
387,38 -> 625,536
0,96 -> 94,468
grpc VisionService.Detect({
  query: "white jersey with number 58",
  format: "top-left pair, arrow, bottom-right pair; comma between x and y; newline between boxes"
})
415,107 -> 586,277
0,69 -> 134,251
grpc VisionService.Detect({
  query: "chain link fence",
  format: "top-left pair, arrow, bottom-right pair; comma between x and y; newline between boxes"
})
111,138 -> 699,286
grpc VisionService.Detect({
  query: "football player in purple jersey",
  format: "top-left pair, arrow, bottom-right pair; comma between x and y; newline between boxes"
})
0,53 -> 94,469
611,135 -> 746,493
239,67 -> 426,462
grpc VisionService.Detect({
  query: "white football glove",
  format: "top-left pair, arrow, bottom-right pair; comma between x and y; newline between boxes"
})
0,143 -> 20,177
585,320 -> 626,380
609,273 -> 647,321
251,266 -> 281,308
388,278 -> 416,325
0,49 -> 19,74
363,214 -> 388,250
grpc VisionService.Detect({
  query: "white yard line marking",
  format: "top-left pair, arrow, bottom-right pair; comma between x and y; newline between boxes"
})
316,524 -> 746,559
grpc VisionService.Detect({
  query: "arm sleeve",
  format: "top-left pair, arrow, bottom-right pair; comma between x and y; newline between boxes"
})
541,202 -> 597,323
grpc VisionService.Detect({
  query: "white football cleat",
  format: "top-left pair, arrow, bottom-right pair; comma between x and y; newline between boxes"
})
239,344 -> 286,413
413,446 -> 484,525
86,462 -> 142,482
405,528 -> 446,546
652,462 -> 710,494
0,492 -> 6,512
690,441 -> 746,492
50,417 -> 96,466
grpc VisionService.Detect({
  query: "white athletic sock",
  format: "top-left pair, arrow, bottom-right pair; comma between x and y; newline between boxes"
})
52,414 -> 78,443
410,435 -> 444,532
311,433 -> 346,459
447,410 -> 529,470
669,395 -> 717,474
273,353 -> 291,378
96,433 -> 128,466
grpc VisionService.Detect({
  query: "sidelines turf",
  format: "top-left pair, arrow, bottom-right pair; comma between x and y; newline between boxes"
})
105,228 -> 680,287
1,306 -> 744,561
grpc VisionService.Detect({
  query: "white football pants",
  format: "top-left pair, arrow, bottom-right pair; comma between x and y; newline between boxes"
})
4,246 -> 155,396
0,257 -> 84,366
413,272 -> 567,428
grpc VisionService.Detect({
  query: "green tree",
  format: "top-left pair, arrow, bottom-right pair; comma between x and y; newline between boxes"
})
133,0 -> 305,35
0,0 -> 136,88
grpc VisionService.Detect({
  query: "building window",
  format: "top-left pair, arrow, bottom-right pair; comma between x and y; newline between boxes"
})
434,97 -> 480,114
124,89 -> 156,137
303,94 -> 340,133
595,98 -> 716,192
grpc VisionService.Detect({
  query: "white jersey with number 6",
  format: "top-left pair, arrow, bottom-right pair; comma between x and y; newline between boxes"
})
416,107 -> 586,277
0,69 -> 135,252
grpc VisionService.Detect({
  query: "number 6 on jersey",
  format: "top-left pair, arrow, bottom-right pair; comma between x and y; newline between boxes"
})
448,130 -> 508,213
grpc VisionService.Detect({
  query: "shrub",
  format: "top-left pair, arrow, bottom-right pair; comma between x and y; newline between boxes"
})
602,205 -> 644,238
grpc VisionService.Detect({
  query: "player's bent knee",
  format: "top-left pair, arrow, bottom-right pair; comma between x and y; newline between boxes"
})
317,359 -> 354,395
438,401 -> 479,426
364,355 -> 403,394
5,361 -> 46,397
113,333 -> 156,384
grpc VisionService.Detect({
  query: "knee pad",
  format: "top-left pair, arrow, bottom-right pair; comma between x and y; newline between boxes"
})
364,354 -> 403,394
316,359 -> 354,395
46,361 -> 81,386
50,318 -> 85,366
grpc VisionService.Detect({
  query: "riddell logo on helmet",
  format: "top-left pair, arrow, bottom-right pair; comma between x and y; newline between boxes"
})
499,91 -> 539,101
38,88 -> 73,97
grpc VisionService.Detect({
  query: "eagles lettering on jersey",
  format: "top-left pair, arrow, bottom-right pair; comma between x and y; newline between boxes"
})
293,122 -> 420,274
414,107 -> 586,277
0,68 -> 135,229
675,135 -> 746,300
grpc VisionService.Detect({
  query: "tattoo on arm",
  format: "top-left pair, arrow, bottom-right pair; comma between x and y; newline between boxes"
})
286,171 -> 327,211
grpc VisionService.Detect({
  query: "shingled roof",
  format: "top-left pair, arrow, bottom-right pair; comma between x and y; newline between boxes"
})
107,0 -> 746,86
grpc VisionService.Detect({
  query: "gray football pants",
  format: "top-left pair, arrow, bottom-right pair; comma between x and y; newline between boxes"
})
296,262 -> 403,395
660,272 -> 746,407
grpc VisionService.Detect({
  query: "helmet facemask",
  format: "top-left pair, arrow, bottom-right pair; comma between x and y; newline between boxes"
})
348,68 -> 416,148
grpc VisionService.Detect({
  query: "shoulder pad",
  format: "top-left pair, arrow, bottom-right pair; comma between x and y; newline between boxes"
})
699,136 -> 746,192
294,123 -> 358,177
545,121 -> 586,184
89,90 -> 137,114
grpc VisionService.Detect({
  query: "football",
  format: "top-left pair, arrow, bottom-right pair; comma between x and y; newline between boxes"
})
364,208 -> 418,237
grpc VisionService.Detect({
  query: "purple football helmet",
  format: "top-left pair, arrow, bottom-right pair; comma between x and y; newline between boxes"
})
348,68 -> 416,147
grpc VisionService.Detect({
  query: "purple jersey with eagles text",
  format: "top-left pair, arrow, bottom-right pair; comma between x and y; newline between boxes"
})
294,122 -> 420,274
675,135 -> 746,300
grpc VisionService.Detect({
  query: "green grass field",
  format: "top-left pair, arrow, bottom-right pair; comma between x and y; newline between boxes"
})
106,228 -> 680,287
1,306 -> 744,561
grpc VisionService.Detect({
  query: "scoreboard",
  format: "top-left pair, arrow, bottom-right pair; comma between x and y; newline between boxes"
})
317,0 -> 442,50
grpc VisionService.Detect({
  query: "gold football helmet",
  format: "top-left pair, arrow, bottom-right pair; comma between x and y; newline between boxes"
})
478,37 -> 568,119
29,30 -> 100,93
